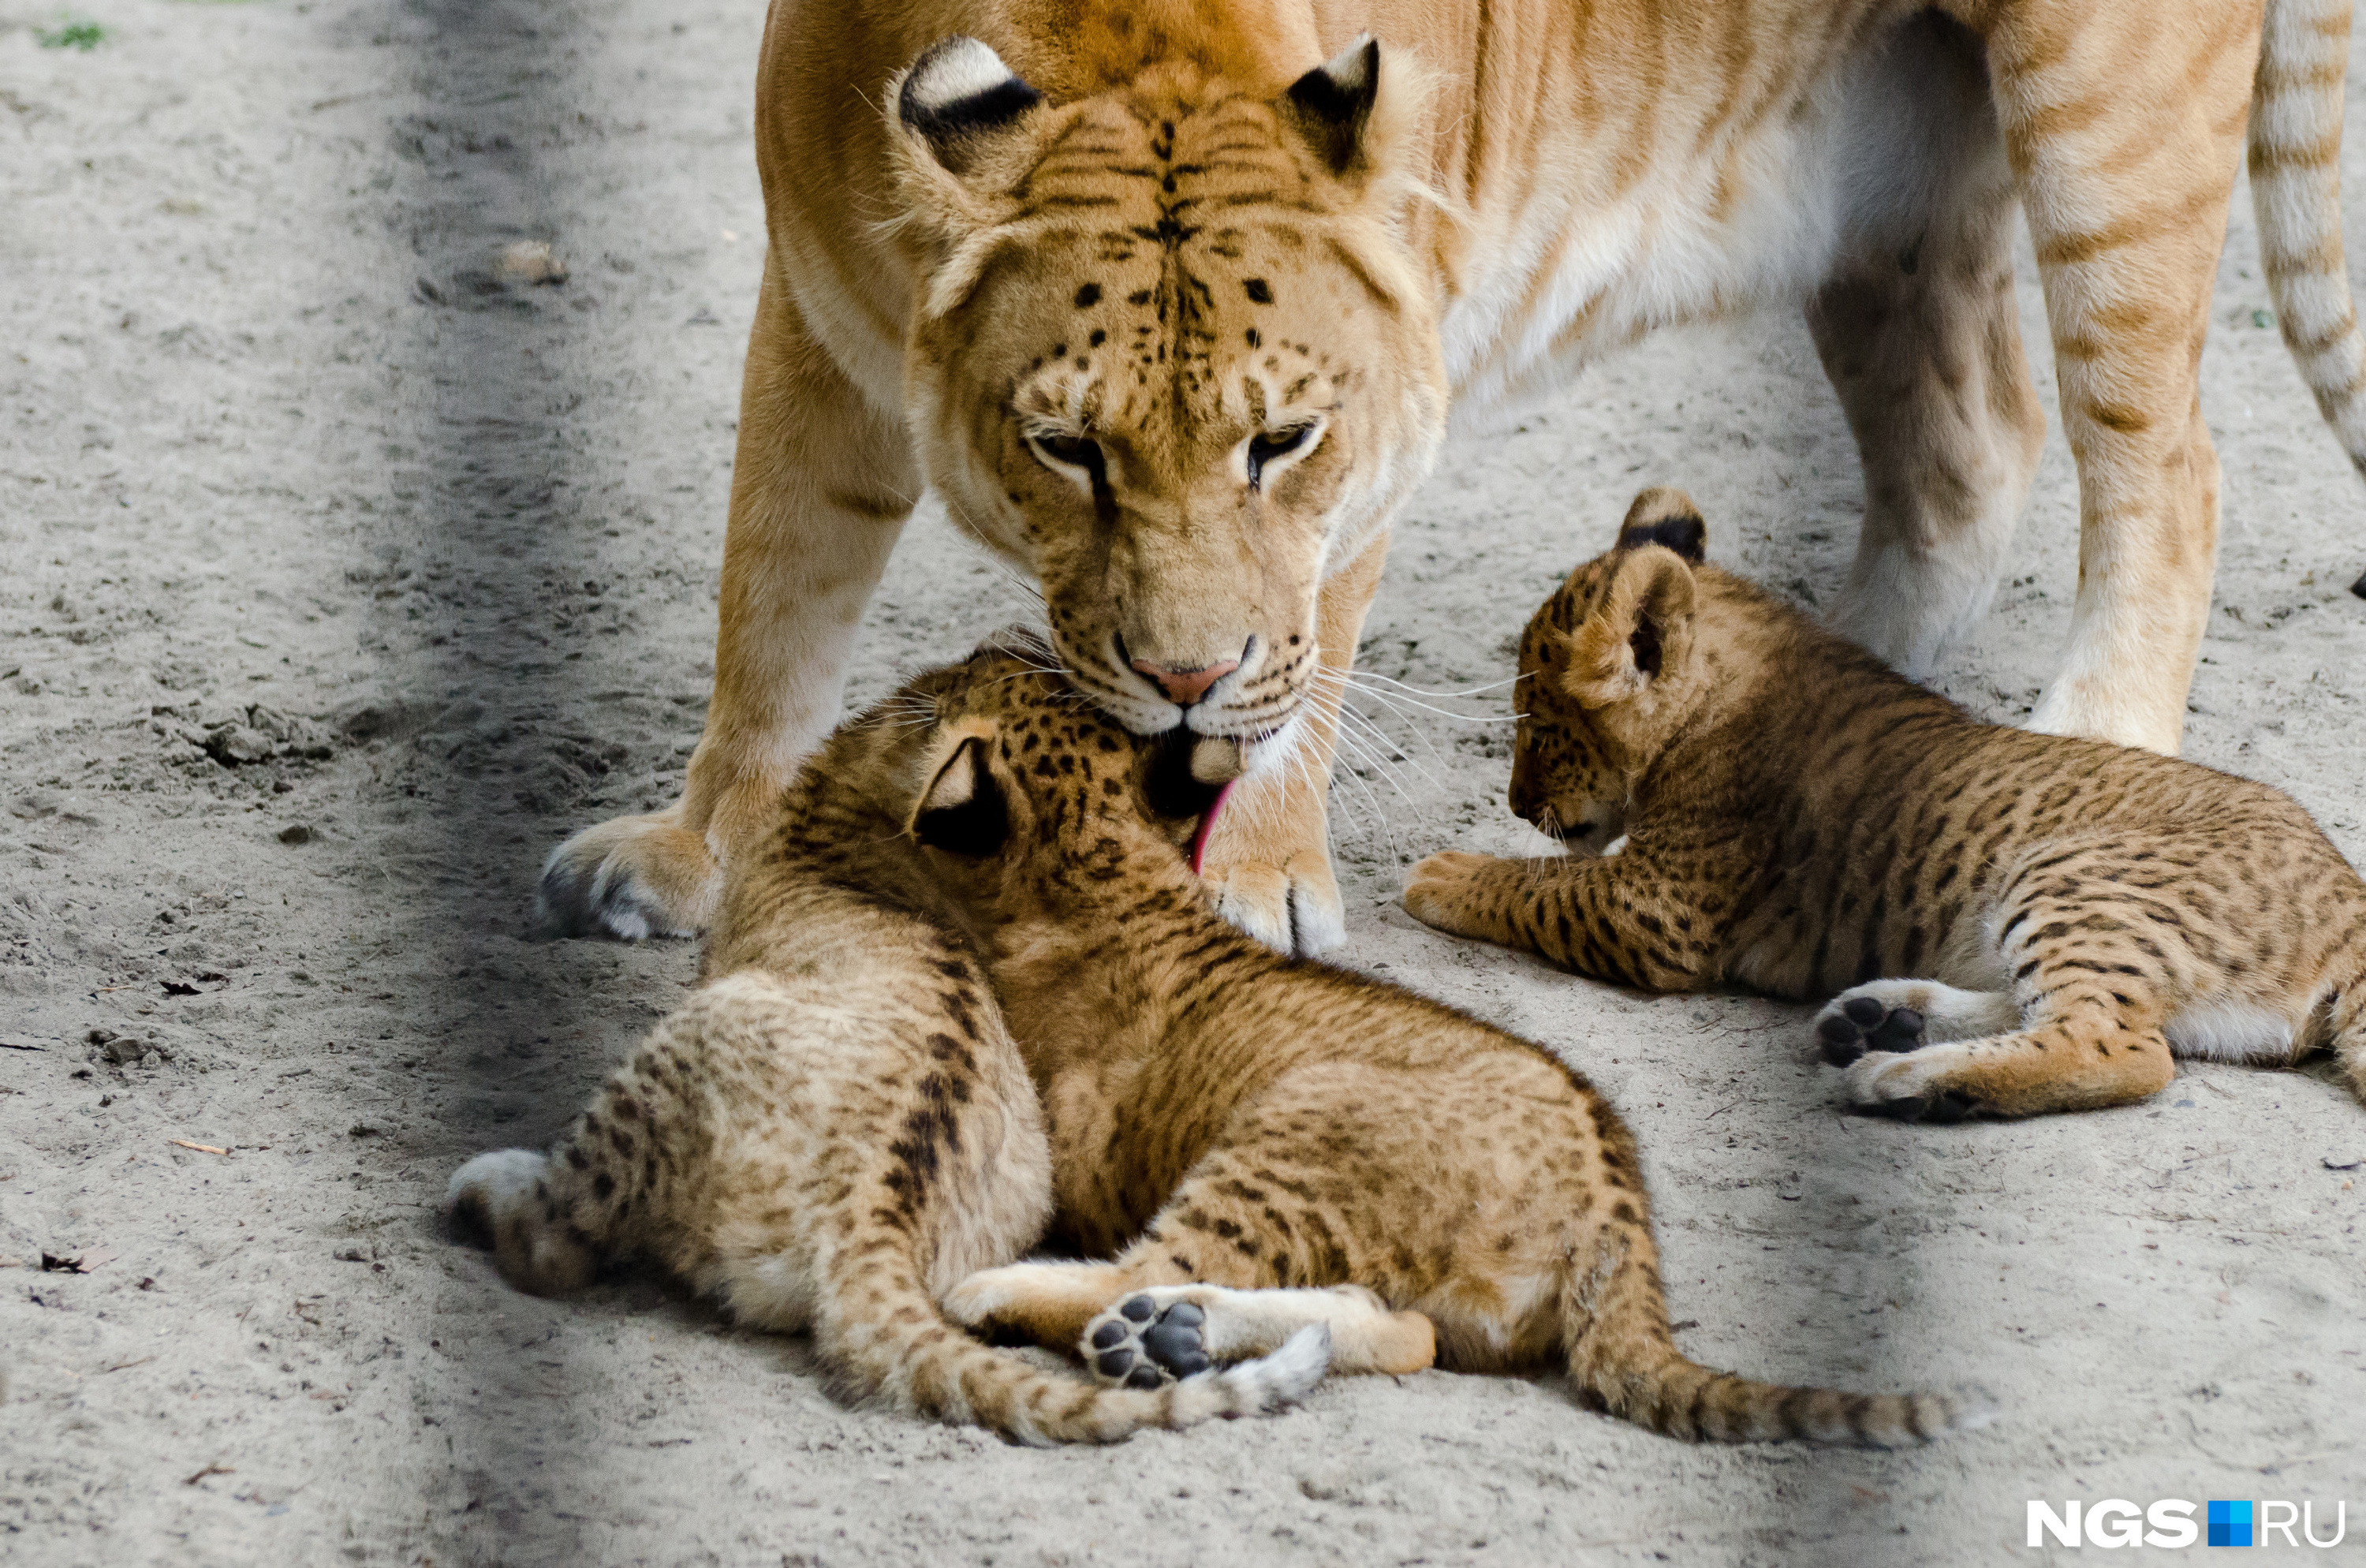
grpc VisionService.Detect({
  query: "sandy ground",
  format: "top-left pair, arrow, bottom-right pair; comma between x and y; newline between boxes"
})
4,2 -> 2364,1564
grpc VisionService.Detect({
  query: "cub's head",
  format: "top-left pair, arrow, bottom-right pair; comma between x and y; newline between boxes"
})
1510,489 -> 1715,854
887,35 -> 1447,750
862,631 -> 1245,914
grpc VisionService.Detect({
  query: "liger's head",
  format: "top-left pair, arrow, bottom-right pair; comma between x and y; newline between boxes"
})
887,35 -> 1447,752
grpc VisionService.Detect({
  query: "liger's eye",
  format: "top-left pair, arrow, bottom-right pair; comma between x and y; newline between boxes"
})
1245,423 -> 1318,488
1027,431 -> 1104,483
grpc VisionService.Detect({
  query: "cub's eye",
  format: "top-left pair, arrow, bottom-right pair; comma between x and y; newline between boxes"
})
1026,431 -> 1104,488
1243,422 -> 1321,488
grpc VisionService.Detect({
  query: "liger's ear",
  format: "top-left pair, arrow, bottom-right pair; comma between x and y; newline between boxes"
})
1613,487 -> 1707,564
1282,35 -> 1380,174
896,37 -> 1042,176
1277,35 -> 1425,190
1563,549 -> 1699,709
912,735 -> 1009,857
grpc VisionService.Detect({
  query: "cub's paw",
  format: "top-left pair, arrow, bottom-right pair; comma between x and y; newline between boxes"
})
1814,989 -> 1929,1066
1081,1294 -> 1213,1389
444,1149 -> 596,1294
1401,851 -> 1501,940
1840,1047 -> 1980,1125
536,808 -> 718,941
443,1148 -> 548,1240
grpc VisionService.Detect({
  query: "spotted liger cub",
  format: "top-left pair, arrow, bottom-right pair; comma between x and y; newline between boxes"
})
443,649 -> 1328,1446
898,637 -> 1982,1447
1405,487 -> 2366,1122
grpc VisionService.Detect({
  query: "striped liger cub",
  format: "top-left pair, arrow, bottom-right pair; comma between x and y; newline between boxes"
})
1405,488 -> 2366,1123
444,665 -> 1329,1446
896,638 -> 1985,1447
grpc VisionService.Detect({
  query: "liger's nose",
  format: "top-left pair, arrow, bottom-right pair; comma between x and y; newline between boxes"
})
1130,655 -> 1240,707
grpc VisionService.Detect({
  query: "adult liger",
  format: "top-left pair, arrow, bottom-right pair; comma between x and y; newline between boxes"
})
542,0 -> 2366,955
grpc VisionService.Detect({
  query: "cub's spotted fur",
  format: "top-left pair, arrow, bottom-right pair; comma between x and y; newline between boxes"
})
893,639 -> 1985,1447
1406,488 -> 2366,1121
445,682 -> 1328,1445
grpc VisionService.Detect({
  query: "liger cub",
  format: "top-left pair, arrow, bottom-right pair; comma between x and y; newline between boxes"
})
1405,488 -> 2366,1123
443,660 -> 1330,1447
899,637 -> 1983,1447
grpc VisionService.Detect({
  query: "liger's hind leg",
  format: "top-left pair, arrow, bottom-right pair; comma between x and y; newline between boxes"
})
1812,10 -> 2045,677
1989,2 -> 2262,754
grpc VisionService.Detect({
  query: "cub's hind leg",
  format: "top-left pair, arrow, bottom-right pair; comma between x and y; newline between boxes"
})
1816,981 -> 2021,1062
1836,853 -> 2184,1118
445,990 -> 744,1303
943,1259 -> 1431,1387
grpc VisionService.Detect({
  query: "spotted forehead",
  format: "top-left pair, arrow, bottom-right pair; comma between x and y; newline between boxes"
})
1002,100 -> 1353,416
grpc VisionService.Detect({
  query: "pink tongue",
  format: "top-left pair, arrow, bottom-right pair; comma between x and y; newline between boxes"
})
1188,782 -> 1234,876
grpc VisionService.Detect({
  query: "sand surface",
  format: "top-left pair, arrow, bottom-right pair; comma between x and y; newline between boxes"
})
4,2 -> 2364,1563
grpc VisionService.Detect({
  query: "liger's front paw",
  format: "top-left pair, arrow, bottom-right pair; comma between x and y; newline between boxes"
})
536,808 -> 718,941
1202,852 -> 1345,958
1081,1294 -> 1213,1388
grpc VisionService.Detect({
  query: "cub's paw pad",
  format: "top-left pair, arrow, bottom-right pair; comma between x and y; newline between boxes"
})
1861,1088 -> 1977,1124
1081,1295 -> 1211,1388
1815,997 -> 1927,1066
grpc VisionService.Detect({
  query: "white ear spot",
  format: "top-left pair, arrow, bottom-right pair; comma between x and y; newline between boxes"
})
900,36 -> 1039,153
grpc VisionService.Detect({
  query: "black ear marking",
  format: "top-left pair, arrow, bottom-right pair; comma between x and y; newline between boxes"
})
1283,35 -> 1380,174
899,37 -> 1041,169
1615,513 -> 1706,563
1629,616 -> 1663,679
913,736 -> 1009,857
1142,730 -> 1226,823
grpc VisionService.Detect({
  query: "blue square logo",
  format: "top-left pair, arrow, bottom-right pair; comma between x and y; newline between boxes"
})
2208,1499 -> 2253,1547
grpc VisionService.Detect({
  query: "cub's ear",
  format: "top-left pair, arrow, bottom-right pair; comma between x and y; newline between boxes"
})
1613,487 -> 1707,564
895,37 -> 1042,176
912,735 -> 1009,857
1564,548 -> 1698,709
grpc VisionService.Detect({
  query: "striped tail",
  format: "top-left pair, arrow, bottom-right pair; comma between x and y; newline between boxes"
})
2251,0 -> 2366,595
815,1248 -> 1330,1446
2327,969 -> 2366,1106
1561,1231 -> 1994,1448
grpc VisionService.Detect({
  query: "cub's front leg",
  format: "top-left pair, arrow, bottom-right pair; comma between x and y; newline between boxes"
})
1403,847 -> 1729,991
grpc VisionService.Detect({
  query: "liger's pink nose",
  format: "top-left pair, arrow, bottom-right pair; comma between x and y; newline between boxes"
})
1131,656 -> 1240,707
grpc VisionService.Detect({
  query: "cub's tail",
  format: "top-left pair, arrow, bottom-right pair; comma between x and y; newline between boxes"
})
2327,970 -> 2366,1107
1562,1230 -> 1994,1448
443,1150 -> 1330,1445
2252,0 -> 2366,597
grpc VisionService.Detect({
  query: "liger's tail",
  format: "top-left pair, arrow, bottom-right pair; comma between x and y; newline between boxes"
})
2250,0 -> 2366,597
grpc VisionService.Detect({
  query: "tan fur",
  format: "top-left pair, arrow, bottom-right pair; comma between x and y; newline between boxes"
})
1406,488 -> 2366,1121
541,0 -> 2366,969
446,685 -> 1330,1444
885,640 -> 1987,1447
